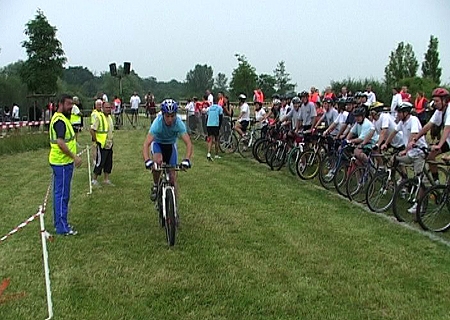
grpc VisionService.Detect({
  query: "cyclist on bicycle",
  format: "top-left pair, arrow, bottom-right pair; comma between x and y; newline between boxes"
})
264,99 -> 281,121
346,106 -> 379,165
313,97 -> 338,134
280,96 -> 302,132
298,91 -> 317,131
370,102 -> 403,151
143,99 -> 193,201
410,88 -> 450,182
234,94 -> 250,137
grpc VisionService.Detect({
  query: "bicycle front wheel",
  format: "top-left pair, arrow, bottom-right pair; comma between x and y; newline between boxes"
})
333,162 -> 350,198
392,178 -> 420,223
366,172 -> 395,213
287,146 -> 303,176
346,167 -> 372,203
237,136 -> 252,158
219,131 -> 238,153
318,154 -> 337,190
164,188 -> 177,246
297,150 -> 320,180
416,185 -> 450,232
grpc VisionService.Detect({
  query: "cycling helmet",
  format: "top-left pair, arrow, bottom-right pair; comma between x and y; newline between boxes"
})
299,91 -> 309,98
432,87 -> 450,98
272,93 -> 280,100
238,94 -> 246,100
292,96 -> 301,104
345,97 -> 355,104
323,97 -> 334,104
354,91 -> 363,98
396,101 -> 413,112
353,106 -> 366,117
337,97 -> 347,105
273,99 -> 281,105
369,102 -> 385,114
160,99 -> 178,114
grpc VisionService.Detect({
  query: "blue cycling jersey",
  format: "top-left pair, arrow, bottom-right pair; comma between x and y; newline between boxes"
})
149,114 -> 187,144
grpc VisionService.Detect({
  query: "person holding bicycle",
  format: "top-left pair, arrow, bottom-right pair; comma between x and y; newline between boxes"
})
345,106 -> 379,165
143,99 -> 193,201
410,88 -> 450,183
234,94 -> 250,137
381,102 -> 428,213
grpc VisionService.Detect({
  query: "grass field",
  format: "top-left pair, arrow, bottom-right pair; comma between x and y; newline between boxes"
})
1,129 -> 450,320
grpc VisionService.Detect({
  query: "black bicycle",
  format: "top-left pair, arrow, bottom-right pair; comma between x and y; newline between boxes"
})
153,164 -> 184,246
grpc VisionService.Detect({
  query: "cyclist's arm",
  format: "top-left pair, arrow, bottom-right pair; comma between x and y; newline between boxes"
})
382,129 -> 398,149
143,133 -> 155,162
180,133 -> 193,161
361,129 -> 375,146
313,114 -> 325,129
324,122 -> 337,136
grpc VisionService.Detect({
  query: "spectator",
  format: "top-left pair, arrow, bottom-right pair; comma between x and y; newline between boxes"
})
129,91 -> 141,127
414,91 -> 428,126
102,92 -> 108,102
339,86 -> 348,99
400,86 -> 411,102
390,87 -> 403,120
323,86 -> 336,100
113,96 -> 122,129
365,85 -> 377,106
12,103 -> 20,121
253,88 -> 264,104
206,89 -> 213,106
185,98 -> 196,133
205,96 -> 223,160
309,86 -> 319,103
70,96 -> 83,140
145,92 -> 156,122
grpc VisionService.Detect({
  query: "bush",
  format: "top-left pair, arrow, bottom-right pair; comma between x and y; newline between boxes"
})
0,132 -> 49,156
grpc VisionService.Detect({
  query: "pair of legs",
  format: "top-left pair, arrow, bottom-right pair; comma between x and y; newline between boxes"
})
234,120 -> 249,137
131,109 -> 138,126
150,142 -> 178,200
207,127 -> 220,159
51,163 -> 75,234
93,143 -> 114,184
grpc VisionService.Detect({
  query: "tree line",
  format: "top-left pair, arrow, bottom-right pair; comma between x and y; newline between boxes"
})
0,10 -> 446,115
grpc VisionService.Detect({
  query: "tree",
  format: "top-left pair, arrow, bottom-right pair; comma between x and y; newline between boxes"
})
257,74 -> 276,100
384,42 -> 418,86
273,61 -> 296,94
62,66 -> 95,86
229,54 -> 258,99
185,64 -> 214,97
214,72 -> 228,93
20,9 -> 66,94
422,35 -> 442,85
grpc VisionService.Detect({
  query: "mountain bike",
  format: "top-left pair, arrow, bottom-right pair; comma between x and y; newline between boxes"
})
153,163 -> 184,246
218,119 -> 238,153
237,119 -> 262,158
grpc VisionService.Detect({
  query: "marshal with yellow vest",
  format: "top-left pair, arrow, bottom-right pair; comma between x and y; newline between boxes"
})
49,112 -> 77,165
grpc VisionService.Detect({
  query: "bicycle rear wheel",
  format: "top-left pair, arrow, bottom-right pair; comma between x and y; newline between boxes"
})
365,172 -> 396,213
164,188 -> 177,246
269,144 -> 287,171
333,162 -> 350,198
416,185 -> 450,232
253,138 -> 268,163
392,178 -> 420,223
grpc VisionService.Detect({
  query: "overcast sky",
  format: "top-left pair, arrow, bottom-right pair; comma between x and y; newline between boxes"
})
0,0 -> 449,92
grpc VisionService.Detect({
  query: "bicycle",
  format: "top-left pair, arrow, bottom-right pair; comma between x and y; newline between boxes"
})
415,160 -> 450,232
296,132 -> 327,180
237,119 -> 262,158
153,163 -> 184,246
218,119 -> 238,154
345,147 -> 378,203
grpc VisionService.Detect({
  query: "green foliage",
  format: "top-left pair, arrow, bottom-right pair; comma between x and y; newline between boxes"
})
213,72 -> 228,94
185,64 -> 214,97
384,42 -> 419,86
20,9 -> 66,94
274,60 -> 296,94
422,35 -> 442,85
257,73 -> 276,100
330,77 -> 392,104
0,132 -> 49,155
0,61 -> 28,108
399,76 -> 437,98
230,54 -> 258,99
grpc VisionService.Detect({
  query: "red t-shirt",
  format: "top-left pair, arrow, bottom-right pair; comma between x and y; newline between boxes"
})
401,92 -> 411,102
194,102 -> 202,113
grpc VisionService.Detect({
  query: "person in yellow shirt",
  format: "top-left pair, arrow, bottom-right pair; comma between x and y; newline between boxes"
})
49,94 -> 82,236
90,102 -> 114,186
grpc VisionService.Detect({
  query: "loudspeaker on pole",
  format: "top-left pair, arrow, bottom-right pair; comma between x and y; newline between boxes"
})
109,63 -> 117,77
124,62 -> 131,75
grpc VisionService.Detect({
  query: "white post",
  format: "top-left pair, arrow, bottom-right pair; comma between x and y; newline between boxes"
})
86,145 -> 92,195
39,206 -> 53,320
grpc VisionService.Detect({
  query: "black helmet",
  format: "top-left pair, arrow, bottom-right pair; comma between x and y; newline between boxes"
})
323,97 -> 334,104
353,106 -> 366,116
299,91 -> 309,98
272,93 -> 280,100
345,96 -> 355,104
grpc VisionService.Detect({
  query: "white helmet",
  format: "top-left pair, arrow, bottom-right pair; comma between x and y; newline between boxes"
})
238,94 -> 246,100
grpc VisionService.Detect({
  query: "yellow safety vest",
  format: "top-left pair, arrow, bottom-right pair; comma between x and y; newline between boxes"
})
70,104 -> 82,125
49,112 -> 77,165
95,112 -> 109,148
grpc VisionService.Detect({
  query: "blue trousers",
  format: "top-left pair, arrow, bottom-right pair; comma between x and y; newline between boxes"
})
51,163 -> 74,234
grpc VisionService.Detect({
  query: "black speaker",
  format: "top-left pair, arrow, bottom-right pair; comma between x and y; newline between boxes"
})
109,63 -> 117,77
124,62 -> 131,75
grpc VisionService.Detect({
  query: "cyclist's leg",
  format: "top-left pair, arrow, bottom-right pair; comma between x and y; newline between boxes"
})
235,121 -> 244,137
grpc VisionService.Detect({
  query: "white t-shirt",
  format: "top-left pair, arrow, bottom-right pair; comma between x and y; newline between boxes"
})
396,115 -> 427,156
102,94 -> 108,102
130,95 -> 141,109
12,105 -> 19,120
373,112 -> 403,148
207,94 -> 213,106
333,111 -> 348,134
429,107 -> 450,147
390,93 -> 402,118
186,101 -> 195,116
255,108 -> 266,122
239,103 -> 250,122
366,91 -> 376,105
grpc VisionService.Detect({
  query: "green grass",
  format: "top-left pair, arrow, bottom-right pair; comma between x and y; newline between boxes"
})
0,131 -> 49,155
1,129 -> 450,320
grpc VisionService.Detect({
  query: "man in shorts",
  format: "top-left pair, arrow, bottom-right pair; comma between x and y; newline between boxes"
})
234,94 -> 250,137
143,99 -> 193,201
205,96 -> 223,161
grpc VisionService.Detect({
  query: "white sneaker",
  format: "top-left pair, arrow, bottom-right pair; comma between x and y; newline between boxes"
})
92,179 -> 101,187
407,203 -> 417,214
207,153 -> 213,161
214,155 -> 221,159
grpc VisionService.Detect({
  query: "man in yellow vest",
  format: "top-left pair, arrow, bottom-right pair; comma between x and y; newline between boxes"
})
49,94 -> 82,236
70,96 -> 83,140
90,101 -> 114,186
90,99 -> 103,164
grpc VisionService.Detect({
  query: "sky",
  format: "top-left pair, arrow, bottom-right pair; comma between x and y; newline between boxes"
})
0,0 -> 449,92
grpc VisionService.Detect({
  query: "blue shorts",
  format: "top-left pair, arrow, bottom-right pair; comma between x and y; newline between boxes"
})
151,142 -> 178,165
